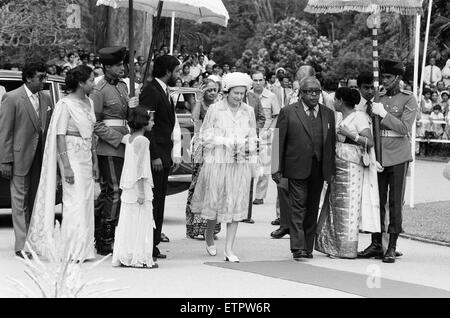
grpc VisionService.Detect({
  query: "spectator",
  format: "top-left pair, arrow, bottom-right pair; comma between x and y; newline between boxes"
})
442,59 -> 450,88
430,105 -> 444,138
87,52 -> 96,69
441,91 -> 450,116
189,55 -> 202,79
206,52 -> 216,66
266,71 -> 276,90
59,65 -> 71,78
212,64 -> 222,81
80,54 -> 92,68
347,78 -> 358,89
63,52 -> 79,70
222,63 -> 231,75
231,65 -> 237,73
431,91 -> 440,108
46,64 -> 57,76
181,64 -> 193,84
137,56 -> 146,68
47,47 -> 68,67
198,55 -> 207,73
93,58 -> 103,68
437,80 -> 446,96
423,57 -> 442,86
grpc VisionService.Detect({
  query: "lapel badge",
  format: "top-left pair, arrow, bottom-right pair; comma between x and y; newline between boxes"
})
392,105 -> 399,112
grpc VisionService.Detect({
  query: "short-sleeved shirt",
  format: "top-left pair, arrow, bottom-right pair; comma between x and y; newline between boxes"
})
251,88 -> 280,128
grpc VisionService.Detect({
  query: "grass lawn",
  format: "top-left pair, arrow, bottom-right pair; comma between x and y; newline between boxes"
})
403,201 -> 450,243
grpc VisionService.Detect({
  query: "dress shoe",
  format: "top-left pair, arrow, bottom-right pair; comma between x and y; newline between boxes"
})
253,199 -> 264,205
224,252 -> 239,263
241,218 -> 255,224
395,251 -> 403,257
271,228 -> 289,239
305,252 -> 313,259
382,248 -> 396,263
15,250 -> 32,259
271,218 -> 280,226
357,243 -> 383,259
153,253 -> 167,259
97,245 -> 113,256
160,233 -> 170,243
292,250 -> 308,261
206,242 -> 217,256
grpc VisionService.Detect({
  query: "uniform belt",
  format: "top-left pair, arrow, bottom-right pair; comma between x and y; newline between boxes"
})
102,119 -> 127,127
380,130 -> 404,138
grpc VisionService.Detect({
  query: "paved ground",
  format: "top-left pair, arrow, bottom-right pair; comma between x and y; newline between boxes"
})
0,159 -> 450,298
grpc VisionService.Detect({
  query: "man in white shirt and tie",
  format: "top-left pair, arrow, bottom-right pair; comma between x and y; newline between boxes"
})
355,72 -> 375,112
0,63 -> 52,259
423,57 -> 442,87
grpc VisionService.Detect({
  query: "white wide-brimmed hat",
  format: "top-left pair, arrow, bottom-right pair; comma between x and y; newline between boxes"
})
222,72 -> 252,92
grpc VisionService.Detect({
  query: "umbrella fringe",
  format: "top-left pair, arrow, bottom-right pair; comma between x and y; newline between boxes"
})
305,0 -> 423,16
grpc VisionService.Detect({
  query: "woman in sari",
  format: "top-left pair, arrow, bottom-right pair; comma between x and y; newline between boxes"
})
185,79 -> 222,239
315,87 -> 380,259
27,65 -> 98,261
191,72 -> 258,262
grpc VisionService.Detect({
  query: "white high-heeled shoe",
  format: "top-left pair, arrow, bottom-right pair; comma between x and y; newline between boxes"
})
206,243 -> 217,256
224,252 -> 239,263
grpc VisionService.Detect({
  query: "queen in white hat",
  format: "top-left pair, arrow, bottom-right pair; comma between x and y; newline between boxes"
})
190,72 -> 259,262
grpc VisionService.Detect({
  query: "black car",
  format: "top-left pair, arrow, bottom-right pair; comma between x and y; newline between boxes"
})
0,70 -> 195,208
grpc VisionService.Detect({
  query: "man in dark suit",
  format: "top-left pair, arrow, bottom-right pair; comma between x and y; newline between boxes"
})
273,77 -> 336,260
0,63 -> 52,259
139,55 -> 182,260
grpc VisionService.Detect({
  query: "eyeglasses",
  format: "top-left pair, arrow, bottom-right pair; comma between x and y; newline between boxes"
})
37,74 -> 48,82
301,89 -> 321,96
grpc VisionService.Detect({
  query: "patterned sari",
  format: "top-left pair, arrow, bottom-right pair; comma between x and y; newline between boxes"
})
315,111 -> 380,258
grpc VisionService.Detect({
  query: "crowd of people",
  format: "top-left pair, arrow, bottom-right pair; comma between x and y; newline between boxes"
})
0,40 -> 419,268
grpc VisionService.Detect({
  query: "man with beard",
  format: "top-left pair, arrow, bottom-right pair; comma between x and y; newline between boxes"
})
358,59 -> 417,263
139,55 -> 182,260
91,47 -> 138,255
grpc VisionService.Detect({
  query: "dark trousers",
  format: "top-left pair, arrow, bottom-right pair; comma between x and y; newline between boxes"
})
10,135 -> 43,251
378,162 -> 409,234
277,180 -> 290,231
288,158 -> 324,253
152,167 -> 170,256
94,156 -> 124,247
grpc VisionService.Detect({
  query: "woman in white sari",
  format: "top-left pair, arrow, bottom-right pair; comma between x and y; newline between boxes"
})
27,65 -> 98,261
316,87 -> 380,259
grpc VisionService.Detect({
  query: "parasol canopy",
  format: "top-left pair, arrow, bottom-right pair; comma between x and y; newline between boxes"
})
304,0 -> 423,15
97,0 -> 229,27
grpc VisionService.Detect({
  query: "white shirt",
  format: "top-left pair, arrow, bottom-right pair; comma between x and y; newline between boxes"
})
154,78 -> 181,160
155,78 -> 168,96
423,65 -> 442,85
24,85 -> 40,114
303,103 -> 319,118
356,95 -> 374,112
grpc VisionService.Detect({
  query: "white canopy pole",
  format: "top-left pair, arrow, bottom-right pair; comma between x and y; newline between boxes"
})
419,0 -> 434,98
170,11 -> 175,55
410,13 -> 422,208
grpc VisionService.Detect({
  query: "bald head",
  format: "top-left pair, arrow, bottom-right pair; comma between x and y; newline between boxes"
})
296,65 -> 316,82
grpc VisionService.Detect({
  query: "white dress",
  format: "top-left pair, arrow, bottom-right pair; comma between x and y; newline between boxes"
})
56,98 -> 96,260
112,135 -> 155,268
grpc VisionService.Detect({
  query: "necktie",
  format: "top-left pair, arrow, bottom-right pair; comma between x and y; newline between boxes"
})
32,94 -> 40,116
308,106 -> 316,120
366,100 -> 373,117
430,66 -> 434,84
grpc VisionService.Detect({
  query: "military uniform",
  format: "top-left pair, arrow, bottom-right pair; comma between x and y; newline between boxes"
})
358,59 -> 417,263
90,47 -> 130,254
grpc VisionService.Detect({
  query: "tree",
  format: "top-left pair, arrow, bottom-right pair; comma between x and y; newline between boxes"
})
235,17 -> 334,77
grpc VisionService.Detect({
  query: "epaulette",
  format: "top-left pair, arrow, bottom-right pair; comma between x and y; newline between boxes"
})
400,89 -> 413,95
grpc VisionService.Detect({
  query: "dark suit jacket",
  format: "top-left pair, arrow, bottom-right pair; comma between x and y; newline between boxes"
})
276,101 -> 336,182
0,85 -> 52,176
139,79 -> 175,168
245,91 -> 266,130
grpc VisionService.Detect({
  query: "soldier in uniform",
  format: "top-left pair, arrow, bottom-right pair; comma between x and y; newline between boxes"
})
91,47 -> 138,255
358,59 -> 417,263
